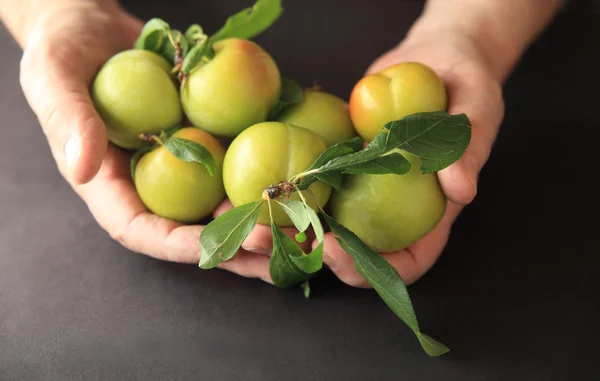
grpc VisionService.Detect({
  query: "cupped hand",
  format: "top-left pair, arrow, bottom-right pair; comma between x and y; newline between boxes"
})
318,29 -> 506,287
18,1 -> 300,282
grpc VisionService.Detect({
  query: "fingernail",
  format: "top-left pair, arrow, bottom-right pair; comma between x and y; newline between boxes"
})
65,137 -> 80,170
244,247 -> 272,256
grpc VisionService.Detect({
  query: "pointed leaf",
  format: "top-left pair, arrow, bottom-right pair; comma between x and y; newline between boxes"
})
320,210 -> 449,356
210,0 -> 283,44
276,200 -> 310,233
134,18 -> 169,52
306,206 -> 324,243
296,136 -> 363,190
270,223 -> 311,288
383,111 -> 471,173
312,172 -> 343,190
343,152 -> 410,175
417,332 -> 450,357
290,242 -> 323,274
199,201 -> 262,269
182,40 -> 208,74
164,137 -> 216,176
308,136 -> 364,170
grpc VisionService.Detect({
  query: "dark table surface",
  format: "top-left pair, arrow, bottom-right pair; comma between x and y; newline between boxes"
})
1,1 -> 599,380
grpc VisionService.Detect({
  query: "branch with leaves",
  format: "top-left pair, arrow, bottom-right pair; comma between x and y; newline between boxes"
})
197,111 -> 471,356
129,0 -> 472,358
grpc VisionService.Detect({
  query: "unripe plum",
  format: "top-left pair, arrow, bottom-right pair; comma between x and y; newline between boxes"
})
276,89 -> 357,147
223,122 -> 332,226
181,38 -> 281,138
134,127 -> 226,223
331,150 -> 447,253
349,62 -> 447,142
92,49 -> 183,149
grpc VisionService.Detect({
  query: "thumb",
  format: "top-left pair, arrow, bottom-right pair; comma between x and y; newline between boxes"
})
20,43 -> 108,185
437,71 -> 504,205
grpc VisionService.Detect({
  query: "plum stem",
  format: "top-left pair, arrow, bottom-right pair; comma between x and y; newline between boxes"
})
138,133 -> 164,146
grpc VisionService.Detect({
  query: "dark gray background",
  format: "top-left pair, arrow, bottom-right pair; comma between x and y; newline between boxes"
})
1,1 -> 599,380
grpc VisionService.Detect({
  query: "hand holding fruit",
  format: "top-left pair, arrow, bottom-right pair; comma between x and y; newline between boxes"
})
320,11 -> 511,287
5,0 -> 561,357
11,0 -> 291,281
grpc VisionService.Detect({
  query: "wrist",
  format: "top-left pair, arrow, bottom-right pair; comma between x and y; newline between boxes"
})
1,0 -> 120,48
405,0 -> 563,83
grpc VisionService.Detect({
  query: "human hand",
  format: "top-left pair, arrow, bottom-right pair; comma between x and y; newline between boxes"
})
318,25 -> 505,287
16,0 -> 305,282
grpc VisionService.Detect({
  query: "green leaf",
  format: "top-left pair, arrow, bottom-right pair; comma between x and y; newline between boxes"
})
294,112 -> 470,188
276,200 -> 310,233
199,201 -> 262,269
301,280 -> 311,299
343,152 -> 410,175
159,29 -> 190,66
312,172 -> 344,191
209,0 -> 283,44
269,77 -> 304,120
134,18 -> 169,52
290,242 -> 323,274
269,222 -> 311,288
305,205 -> 324,243
383,111 -> 471,173
308,136 -> 364,170
130,144 -> 154,182
185,24 -> 205,45
416,332 -> 450,357
181,40 -> 208,74
164,137 -> 216,176
320,210 -> 449,357
296,136 -> 363,190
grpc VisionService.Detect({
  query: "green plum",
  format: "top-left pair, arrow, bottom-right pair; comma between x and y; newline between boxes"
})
223,121 -> 332,226
181,38 -> 281,138
331,150 -> 447,252
134,127 -> 226,223
92,49 -> 183,150
276,88 -> 357,147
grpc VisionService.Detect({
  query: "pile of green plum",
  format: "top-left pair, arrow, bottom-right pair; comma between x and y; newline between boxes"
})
91,0 -> 472,357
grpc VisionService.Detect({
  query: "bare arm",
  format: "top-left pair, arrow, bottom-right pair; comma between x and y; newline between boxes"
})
0,0 -> 121,48
406,0 -> 565,83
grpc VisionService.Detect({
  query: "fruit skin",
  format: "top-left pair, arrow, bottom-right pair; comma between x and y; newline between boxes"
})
330,150 -> 447,253
92,49 -> 183,150
349,62 -> 447,142
134,127 -> 226,224
276,89 -> 357,147
223,122 -> 332,226
181,38 -> 281,138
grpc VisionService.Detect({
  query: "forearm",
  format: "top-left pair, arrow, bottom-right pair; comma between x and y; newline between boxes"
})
0,0 -> 119,47
406,0 -> 564,82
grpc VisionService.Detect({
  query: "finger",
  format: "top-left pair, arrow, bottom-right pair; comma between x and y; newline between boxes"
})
320,202 -> 463,288
437,69 -> 504,205
73,145 -> 202,263
214,199 -> 315,255
217,250 -> 273,284
20,40 -> 107,185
